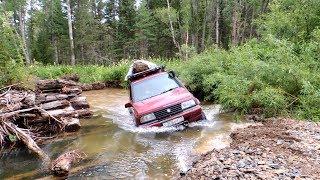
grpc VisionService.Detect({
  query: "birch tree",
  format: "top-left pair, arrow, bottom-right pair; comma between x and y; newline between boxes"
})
66,0 -> 75,65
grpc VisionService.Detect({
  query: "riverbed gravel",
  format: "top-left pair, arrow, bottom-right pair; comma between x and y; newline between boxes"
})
180,118 -> 320,179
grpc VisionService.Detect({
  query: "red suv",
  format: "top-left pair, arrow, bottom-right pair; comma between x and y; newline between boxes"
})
125,66 -> 205,127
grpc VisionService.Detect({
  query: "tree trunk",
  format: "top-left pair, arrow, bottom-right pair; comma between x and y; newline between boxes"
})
249,9 -> 255,38
66,0 -> 76,65
231,0 -> 240,46
53,35 -> 59,65
260,0 -> 269,13
16,3 -> 30,65
200,0 -> 208,51
215,0 -> 220,45
166,0 -> 181,53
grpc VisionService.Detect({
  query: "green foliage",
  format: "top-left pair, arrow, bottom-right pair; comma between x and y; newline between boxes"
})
178,37 -> 320,121
258,0 -> 320,44
252,87 -> 288,117
30,61 -> 130,87
0,8 -> 26,87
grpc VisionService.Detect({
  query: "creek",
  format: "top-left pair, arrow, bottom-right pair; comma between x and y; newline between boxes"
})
0,89 -> 248,179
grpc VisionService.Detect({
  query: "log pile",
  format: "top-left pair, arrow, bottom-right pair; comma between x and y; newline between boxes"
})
0,79 -> 92,157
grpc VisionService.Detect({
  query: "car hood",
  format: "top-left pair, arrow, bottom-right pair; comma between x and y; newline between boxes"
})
133,87 -> 194,115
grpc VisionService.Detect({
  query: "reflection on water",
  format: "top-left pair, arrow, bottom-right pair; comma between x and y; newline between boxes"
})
0,88 -> 246,179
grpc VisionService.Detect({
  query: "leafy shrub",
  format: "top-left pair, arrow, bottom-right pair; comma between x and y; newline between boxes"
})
252,87 -> 288,117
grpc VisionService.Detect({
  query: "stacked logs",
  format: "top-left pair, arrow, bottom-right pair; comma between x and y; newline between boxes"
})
0,79 -> 92,160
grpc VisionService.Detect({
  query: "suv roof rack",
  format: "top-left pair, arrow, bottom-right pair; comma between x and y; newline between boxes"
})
128,65 -> 165,82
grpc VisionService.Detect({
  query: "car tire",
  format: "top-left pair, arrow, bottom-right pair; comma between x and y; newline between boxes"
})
201,111 -> 207,120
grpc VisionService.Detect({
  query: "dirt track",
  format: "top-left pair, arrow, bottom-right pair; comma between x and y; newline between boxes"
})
180,118 -> 320,179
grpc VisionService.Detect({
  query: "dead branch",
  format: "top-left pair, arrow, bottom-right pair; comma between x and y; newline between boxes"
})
2,121 -> 50,161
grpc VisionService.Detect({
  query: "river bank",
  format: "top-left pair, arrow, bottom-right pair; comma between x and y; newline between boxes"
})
180,118 -> 320,179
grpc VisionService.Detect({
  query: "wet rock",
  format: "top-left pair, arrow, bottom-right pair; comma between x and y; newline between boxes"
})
237,160 -> 246,168
268,163 -> 280,169
179,118 -> 320,180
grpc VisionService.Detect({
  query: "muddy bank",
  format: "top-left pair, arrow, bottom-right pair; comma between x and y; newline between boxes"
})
180,118 -> 320,179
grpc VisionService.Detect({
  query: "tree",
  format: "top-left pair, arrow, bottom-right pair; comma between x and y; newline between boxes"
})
66,0 -> 75,65
116,0 -> 136,59
135,0 -> 156,58
5,0 -> 30,64
0,5 -> 24,86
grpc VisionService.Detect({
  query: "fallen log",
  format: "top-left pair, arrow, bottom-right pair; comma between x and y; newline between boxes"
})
43,107 -> 92,119
40,100 -> 70,110
22,93 -> 36,106
0,107 -> 37,120
36,80 -> 62,91
58,79 -> 78,87
91,82 -> 106,90
61,86 -> 82,95
36,93 -> 70,104
70,97 -> 89,110
61,117 -> 81,132
79,84 -> 93,91
0,102 -> 22,113
74,109 -> 93,118
51,150 -> 85,176
2,121 -> 50,162
43,106 -> 76,118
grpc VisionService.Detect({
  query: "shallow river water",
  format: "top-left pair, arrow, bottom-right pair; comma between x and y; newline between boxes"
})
0,89 -> 247,179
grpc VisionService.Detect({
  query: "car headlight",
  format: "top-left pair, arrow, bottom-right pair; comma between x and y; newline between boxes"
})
181,99 -> 196,110
140,113 -> 156,123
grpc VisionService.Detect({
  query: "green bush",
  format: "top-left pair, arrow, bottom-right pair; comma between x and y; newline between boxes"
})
252,87 -> 288,117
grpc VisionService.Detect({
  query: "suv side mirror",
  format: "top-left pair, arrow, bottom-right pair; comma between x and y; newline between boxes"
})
168,71 -> 176,78
125,102 -> 132,108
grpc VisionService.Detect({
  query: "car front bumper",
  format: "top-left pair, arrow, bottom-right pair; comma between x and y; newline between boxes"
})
141,105 -> 203,127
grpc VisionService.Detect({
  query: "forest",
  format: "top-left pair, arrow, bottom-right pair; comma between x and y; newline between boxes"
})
1,0 -> 320,120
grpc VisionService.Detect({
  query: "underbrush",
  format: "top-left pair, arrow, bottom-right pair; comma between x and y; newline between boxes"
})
29,37 -> 319,121
180,37 -> 320,121
30,61 -> 130,87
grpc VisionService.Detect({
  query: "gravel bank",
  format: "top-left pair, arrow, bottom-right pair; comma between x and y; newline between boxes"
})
180,118 -> 320,179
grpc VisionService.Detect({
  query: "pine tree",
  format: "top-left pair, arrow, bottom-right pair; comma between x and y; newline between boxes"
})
135,0 -> 156,58
116,0 -> 136,59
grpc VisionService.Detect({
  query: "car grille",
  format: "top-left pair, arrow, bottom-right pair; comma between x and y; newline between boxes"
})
154,103 -> 183,120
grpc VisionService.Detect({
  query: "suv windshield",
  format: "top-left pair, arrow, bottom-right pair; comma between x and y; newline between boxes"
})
131,73 -> 181,102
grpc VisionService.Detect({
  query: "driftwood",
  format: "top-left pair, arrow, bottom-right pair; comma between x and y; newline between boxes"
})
1,102 -> 22,113
36,79 -> 78,91
61,86 -> 82,95
36,80 -> 62,91
91,82 -> 106,90
51,150 -> 85,176
79,84 -> 93,91
2,121 -> 50,162
0,78 -> 92,164
36,93 -> 70,104
70,97 -> 89,110
61,117 -> 81,132
40,100 -> 70,110
0,107 -> 37,120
